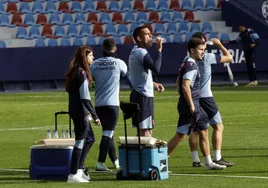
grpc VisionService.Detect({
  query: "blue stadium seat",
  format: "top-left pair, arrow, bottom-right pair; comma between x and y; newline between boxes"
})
45,2 -> 58,13
86,36 -> 96,45
113,36 -> 122,44
208,32 -> 218,39
179,22 -> 189,34
184,32 -> 194,42
173,34 -> 182,43
67,24 -> 79,37
73,37 -> 84,46
166,22 -> 177,34
0,40 -> 6,48
162,35 -> 171,43
16,27 -> 28,39
0,14 -> 11,26
32,2 -> 44,13
160,12 -> 172,22
54,25 -> 66,37
99,12 -> 111,24
121,0 -> 132,12
49,13 -> 61,25
193,0 -> 205,10
71,1 -> 82,12
79,24 -> 91,37
124,12 -> 135,23
98,37 -> 106,45
154,23 -> 165,35
220,33 -> 230,42
83,1 -> 96,13
105,23 -> 116,36
19,2 -> 31,13
24,13 -> 36,26
62,13 -> 74,25
74,13 -> 86,24
172,11 -> 183,22
0,2 -> 6,14
29,25 -> 41,38
108,1 -> 120,12
136,12 -> 148,24
60,37 -> 71,46
190,22 -> 201,33
35,38 -> 46,47
181,0 -> 192,10
117,24 -> 129,36
47,38 -> 58,47
157,0 -> 169,11
145,0 -> 156,11
202,22 -> 213,33
205,0 -> 217,10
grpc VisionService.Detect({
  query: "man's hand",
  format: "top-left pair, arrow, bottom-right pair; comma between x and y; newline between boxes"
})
154,37 -> 163,52
211,38 -> 223,48
153,82 -> 165,92
94,119 -> 101,127
189,105 -> 195,115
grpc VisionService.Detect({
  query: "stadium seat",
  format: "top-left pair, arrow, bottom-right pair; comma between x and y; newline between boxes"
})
117,24 -> 129,36
145,0 -> 156,11
54,25 -> 66,37
166,22 -> 177,34
162,35 -> 171,43
45,2 -> 58,13
24,13 -> 36,26
29,25 -> 42,38
58,2 -> 71,13
86,36 -> 96,45
108,1 -> 120,12
32,2 -> 44,13
133,0 -> 144,12
62,13 -> 74,25
16,27 -> 28,38
41,25 -> 53,37
205,0 -> 216,10
121,0 -> 132,12
179,22 -> 189,34
112,12 -> 123,24
0,3 -> 6,14
71,1 -> 82,12
173,34 -> 182,43
105,23 -> 116,36
157,0 -> 169,11
79,23 -> 91,37
130,23 -> 140,35
19,2 -> 31,13
99,12 -> 111,24
60,37 -> 71,46
190,22 -> 201,33
96,1 -> 108,12
172,11 -> 183,22
49,13 -> 61,24
184,32 -> 194,42
123,36 -> 134,45
74,13 -> 86,24
0,40 -> 6,48
67,24 -> 79,37
73,37 -> 84,46
181,0 -> 192,10
6,2 -> 19,14
160,12 -> 172,22
0,14 -> 11,27
98,37 -> 106,45
113,36 -> 122,44
35,38 -> 46,47
92,24 -> 104,36
148,12 -> 160,23
11,14 -> 25,26
124,12 -> 135,23
220,33 -> 230,42
217,0 -> 223,8
83,1 -> 96,13
87,13 -> 98,24
36,14 -> 48,25
169,0 -> 181,11
184,11 -> 200,22
136,12 -> 148,23
202,22 -> 213,33
154,23 -> 165,35
47,38 -> 58,46
193,0 -> 205,10
207,32 -> 218,39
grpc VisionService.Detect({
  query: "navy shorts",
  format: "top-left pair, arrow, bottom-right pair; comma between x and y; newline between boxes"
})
177,101 -> 208,135
199,97 -> 222,125
95,106 -> 119,138
130,89 -> 154,129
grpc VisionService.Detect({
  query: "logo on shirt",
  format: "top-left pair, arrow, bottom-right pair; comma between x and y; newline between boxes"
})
262,0 -> 268,24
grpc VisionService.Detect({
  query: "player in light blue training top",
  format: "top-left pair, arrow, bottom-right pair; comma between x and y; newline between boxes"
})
91,38 -> 132,171
129,26 -> 165,137
188,33 -> 235,168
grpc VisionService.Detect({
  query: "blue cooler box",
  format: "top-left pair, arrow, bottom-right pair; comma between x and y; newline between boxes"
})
118,143 -> 169,180
30,145 -> 73,180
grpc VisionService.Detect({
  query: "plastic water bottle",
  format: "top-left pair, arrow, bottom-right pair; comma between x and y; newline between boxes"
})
61,130 -> 66,138
153,37 -> 166,43
46,130 -> 51,138
205,40 -> 214,45
53,130 -> 59,138
65,130 -> 70,138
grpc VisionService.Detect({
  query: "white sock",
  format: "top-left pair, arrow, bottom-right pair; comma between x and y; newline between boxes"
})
204,155 -> 213,165
191,151 -> 200,163
213,150 -> 222,161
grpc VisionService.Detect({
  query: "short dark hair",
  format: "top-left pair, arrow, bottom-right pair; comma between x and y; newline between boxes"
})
102,38 -> 116,52
132,26 -> 148,43
192,32 -> 207,41
188,37 -> 205,53
237,24 -> 246,28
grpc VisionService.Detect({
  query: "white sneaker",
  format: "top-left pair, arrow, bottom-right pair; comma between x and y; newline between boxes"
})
77,169 -> 90,181
113,159 -> 120,169
205,162 -> 226,170
67,173 -> 89,183
95,162 -> 111,172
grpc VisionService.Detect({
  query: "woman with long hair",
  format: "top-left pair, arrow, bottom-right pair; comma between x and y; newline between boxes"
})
65,46 -> 100,183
